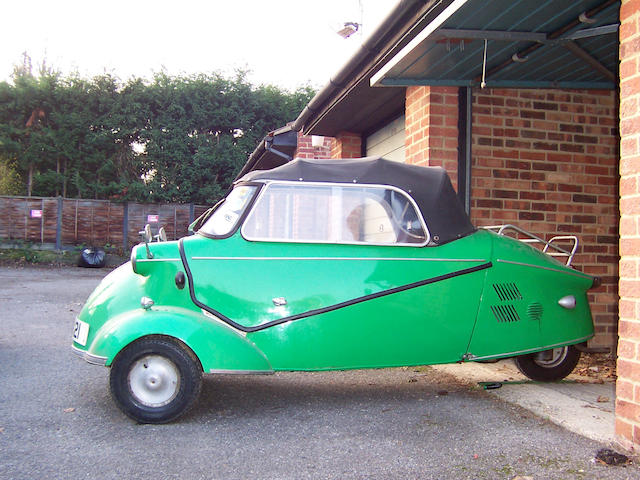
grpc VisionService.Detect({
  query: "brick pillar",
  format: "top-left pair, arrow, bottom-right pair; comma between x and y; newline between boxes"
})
405,86 -> 459,189
617,0 -> 640,451
296,131 -> 332,159
330,131 -> 362,159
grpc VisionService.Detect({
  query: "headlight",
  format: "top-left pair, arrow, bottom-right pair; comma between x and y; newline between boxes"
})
558,295 -> 576,309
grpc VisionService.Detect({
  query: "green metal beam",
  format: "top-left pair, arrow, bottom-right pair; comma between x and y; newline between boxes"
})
378,77 -> 616,89
437,28 -> 547,43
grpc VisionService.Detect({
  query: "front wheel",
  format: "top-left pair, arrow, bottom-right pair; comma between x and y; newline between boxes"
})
109,336 -> 202,423
514,345 -> 580,382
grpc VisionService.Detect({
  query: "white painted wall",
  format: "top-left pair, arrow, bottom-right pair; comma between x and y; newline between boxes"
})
365,115 -> 405,162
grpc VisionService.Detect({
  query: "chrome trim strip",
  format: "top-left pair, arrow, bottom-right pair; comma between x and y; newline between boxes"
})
192,256 -> 487,262
467,334 -> 593,361
180,234 -> 491,334
208,369 -> 274,375
201,309 -> 247,337
137,258 -> 181,263
495,259 -> 590,279
71,345 -> 107,366
241,180 -> 431,247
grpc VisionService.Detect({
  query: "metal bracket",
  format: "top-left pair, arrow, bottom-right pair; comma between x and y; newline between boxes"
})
437,28 -> 547,43
437,24 -> 618,44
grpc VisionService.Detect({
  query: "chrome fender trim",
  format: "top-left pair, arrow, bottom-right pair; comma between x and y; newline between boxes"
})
71,345 -> 107,366
208,369 -> 274,375
465,334 -> 593,362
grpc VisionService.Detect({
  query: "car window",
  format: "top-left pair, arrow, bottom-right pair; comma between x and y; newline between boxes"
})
199,185 -> 257,237
242,183 -> 427,245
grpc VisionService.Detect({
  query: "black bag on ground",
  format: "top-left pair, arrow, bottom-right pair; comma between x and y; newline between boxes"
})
78,247 -> 106,268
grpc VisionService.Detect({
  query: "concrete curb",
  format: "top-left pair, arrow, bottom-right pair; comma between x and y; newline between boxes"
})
432,360 -> 616,445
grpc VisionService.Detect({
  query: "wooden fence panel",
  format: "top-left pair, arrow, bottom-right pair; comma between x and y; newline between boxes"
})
1,196 -> 207,250
0,197 -> 21,240
126,203 -> 198,246
25,198 -> 45,242
194,205 -> 209,219
60,199 -> 125,247
60,199 -> 78,245
41,198 -> 59,243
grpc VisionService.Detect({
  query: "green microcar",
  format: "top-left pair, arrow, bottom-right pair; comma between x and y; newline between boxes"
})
72,157 -> 597,423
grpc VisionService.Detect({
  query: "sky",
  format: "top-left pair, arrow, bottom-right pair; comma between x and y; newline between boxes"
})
2,0 -> 395,91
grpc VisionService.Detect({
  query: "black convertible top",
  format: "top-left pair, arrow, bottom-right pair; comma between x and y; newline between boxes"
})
238,157 -> 475,245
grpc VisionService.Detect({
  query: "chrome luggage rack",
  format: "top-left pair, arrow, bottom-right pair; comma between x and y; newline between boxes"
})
481,224 -> 578,266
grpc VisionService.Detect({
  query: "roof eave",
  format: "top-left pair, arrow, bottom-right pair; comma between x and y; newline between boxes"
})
292,0 -> 451,136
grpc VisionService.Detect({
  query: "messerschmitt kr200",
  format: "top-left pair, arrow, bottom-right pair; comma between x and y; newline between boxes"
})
72,157 -> 597,423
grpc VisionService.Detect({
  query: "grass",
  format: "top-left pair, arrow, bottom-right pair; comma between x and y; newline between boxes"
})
0,246 -> 128,268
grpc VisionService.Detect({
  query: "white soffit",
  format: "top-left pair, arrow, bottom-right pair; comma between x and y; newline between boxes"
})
370,0 -> 470,87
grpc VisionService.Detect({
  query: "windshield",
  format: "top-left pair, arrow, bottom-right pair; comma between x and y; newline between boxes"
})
199,185 -> 258,237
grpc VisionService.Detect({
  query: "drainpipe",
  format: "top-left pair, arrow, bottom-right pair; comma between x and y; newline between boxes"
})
264,137 -> 293,161
457,86 -> 472,214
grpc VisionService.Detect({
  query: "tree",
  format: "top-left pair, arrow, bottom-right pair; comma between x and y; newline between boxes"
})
0,64 -> 314,203
0,157 -> 23,195
140,70 -> 313,204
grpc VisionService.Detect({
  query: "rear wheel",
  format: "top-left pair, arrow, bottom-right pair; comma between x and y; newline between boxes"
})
514,345 -> 580,381
109,336 -> 202,423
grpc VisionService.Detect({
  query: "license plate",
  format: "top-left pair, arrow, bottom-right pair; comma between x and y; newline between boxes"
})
73,319 -> 89,346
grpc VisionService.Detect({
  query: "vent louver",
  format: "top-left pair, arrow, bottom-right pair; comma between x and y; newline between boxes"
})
491,283 -> 523,323
491,305 -> 521,323
492,283 -> 523,302
527,302 -> 543,321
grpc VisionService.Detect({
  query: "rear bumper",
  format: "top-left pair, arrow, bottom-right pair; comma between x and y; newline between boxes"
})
71,345 -> 107,366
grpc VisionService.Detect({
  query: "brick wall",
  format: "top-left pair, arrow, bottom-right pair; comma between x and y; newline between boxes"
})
405,86 -> 459,188
301,87 -> 619,351
470,88 -> 619,349
296,131 -> 332,159
330,131 -> 362,159
616,0 -> 640,451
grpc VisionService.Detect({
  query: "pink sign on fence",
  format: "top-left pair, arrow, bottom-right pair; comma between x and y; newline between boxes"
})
30,209 -> 43,218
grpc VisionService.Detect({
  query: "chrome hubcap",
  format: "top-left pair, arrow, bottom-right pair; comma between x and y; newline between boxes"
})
533,347 -> 568,368
128,355 -> 180,407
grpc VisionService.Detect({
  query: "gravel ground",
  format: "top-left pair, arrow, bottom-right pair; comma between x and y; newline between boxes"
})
0,265 -> 637,480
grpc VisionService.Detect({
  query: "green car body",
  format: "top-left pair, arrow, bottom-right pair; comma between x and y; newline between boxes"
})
72,157 -> 596,422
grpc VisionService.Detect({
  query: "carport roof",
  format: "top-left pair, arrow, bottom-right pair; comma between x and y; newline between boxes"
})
371,0 -> 619,89
297,0 -> 620,137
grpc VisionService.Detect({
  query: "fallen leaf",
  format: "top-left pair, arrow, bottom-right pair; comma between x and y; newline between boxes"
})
0,427 -> 4,433
63,407 -> 75,413
595,448 -> 630,466
596,396 -> 610,403
511,476 -> 533,480
473,454 -> 479,459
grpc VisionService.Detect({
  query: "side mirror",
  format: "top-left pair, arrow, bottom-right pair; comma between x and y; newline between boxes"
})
138,224 -> 154,259
157,226 -> 167,242
143,224 -> 153,243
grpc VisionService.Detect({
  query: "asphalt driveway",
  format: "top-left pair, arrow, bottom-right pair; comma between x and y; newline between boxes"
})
0,265 -> 636,480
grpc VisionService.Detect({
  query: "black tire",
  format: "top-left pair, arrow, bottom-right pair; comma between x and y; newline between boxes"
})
109,336 -> 202,424
514,345 -> 580,382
